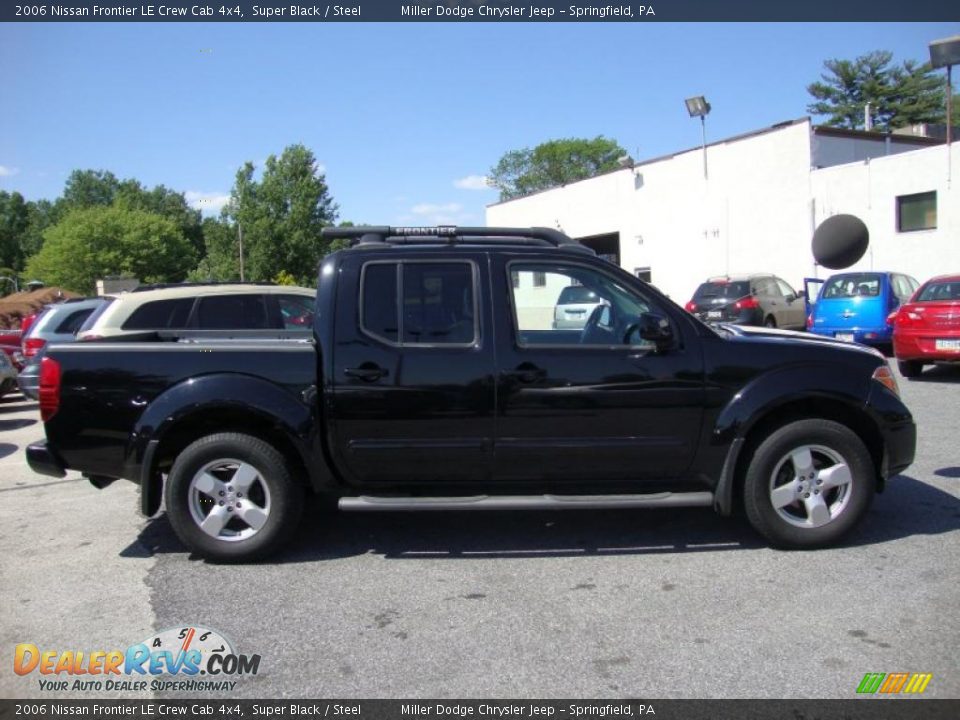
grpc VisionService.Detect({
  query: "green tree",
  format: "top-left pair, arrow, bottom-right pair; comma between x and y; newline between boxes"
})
489,136 -> 626,201
807,51 -> 946,131
226,144 -> 338,285
0,191 -> 30,272
26,205 -> 197,293
190,217 -> 240,281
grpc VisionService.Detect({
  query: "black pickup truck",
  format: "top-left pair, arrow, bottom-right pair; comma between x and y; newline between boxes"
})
27,226 -> 916,561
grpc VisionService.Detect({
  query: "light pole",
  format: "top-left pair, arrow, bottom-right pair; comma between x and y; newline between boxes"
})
929,35 -> 960,185
685,96 -> 712,180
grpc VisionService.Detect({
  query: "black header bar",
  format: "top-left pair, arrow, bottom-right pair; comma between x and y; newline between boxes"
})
3,0 -> 959,23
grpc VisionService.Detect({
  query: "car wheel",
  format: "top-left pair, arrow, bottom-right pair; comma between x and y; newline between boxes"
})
743,419 -> 874,549
166,432 -> 305,562
764,316 -> 777,328
897,359 -> 923,378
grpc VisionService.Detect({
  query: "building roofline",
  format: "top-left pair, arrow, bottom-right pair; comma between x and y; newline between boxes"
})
487,117 -> 945,208
487,117 -> 813,208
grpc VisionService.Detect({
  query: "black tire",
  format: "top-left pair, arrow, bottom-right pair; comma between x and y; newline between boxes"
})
165,432 -> 304,562
897,359 -> 923,378
743,419 -> 874,549
764,315 -> 777,328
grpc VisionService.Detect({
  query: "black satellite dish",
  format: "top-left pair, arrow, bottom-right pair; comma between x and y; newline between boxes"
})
812,214 -> 869,269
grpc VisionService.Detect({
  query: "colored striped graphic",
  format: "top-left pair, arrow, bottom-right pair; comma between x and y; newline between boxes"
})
856,672 -> 932,694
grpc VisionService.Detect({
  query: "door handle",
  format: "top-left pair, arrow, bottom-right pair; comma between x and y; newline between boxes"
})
504,362 -> 545,384
344,363 -> 388,382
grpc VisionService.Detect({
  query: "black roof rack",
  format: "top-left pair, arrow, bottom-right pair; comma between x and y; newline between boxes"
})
320,225 -> 594,254
131,281 -> 278,293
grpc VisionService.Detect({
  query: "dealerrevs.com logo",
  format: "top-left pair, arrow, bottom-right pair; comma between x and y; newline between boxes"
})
14,626 -> 261,693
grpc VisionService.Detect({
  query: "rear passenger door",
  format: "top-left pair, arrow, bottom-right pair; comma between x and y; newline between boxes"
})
330,253 -> 496,486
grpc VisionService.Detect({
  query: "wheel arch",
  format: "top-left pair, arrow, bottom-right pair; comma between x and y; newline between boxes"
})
127,373 -> 338,516
718,396 -> 885,517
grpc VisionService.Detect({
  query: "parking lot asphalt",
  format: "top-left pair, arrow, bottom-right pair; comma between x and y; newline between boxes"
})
1,364 -> 958,700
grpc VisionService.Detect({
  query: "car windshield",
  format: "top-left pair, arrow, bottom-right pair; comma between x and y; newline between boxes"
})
556,286 -> 600,305
693,281 -> 750,300
916,281 -> 960,302
821,274 -> 881,299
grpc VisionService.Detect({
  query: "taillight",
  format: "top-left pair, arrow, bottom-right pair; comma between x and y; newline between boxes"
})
38,356 -> 61,422
684,300 -> 697,313
23,337 -> 46,358
806,314 -> 813,330
735,296 -> 760,310
20,313 -> 37,335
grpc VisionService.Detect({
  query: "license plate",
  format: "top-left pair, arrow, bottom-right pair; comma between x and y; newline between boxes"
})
835,333 -> 855,342
707,311 -> 722,319
935,338 -> 960,351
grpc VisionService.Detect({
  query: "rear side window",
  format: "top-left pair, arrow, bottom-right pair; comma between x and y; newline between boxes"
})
402,263 -> 476,345
122,298 -> 194,330
277,294 -> 315,329
360,261 -> 476,346
822,274 -> 881,299
361,264 -> 399,343
196,295 -> 272,330
694,281 -> 750,300
55,308 -> 97,335
78,297 -> 116,333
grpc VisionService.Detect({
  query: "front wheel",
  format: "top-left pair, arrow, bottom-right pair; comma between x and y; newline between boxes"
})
165,433 -> 305,562
743,419 -> 874,549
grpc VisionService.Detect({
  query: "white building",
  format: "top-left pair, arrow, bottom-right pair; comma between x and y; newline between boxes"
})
486,117 -> 958,303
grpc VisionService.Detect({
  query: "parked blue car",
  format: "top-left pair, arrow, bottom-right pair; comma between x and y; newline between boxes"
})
808,271 -> 919,347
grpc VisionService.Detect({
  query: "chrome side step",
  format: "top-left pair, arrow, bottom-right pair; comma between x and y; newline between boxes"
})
338,492 -> 714,512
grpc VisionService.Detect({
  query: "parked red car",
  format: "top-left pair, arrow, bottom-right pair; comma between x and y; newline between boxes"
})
0,329 -> 24,371
888,274 -> 960,378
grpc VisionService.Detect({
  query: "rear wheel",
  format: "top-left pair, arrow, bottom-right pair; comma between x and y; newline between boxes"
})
166,432 -> 304,562
897,359 -> 923,378
764,315 -> 777,328
743,419 -> 874,549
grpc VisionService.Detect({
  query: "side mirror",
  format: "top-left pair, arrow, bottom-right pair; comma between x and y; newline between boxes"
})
630,312 -> 674,352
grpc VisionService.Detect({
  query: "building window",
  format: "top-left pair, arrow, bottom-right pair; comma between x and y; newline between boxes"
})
634,267 -> 652,283
533,271 -> 546,287
897,191 -> 937,232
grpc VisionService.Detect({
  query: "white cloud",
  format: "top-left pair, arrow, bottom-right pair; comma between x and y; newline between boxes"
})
185,190 -> 231,215
412,202 -> 463,215
453,174 -> 491,190
406,202 -> 474,226
0,165 -> 20,178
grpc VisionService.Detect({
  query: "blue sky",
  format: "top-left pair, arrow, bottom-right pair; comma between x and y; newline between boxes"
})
1,22 -> 957,226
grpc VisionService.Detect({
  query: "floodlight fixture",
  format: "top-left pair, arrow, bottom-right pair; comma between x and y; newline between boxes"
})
685,96 -> 712,118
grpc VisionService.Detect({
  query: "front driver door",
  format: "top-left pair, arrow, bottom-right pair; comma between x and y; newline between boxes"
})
493,257 -> 705,484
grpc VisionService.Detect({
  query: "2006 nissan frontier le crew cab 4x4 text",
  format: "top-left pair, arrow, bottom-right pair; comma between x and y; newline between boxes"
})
26,226 -> 916,561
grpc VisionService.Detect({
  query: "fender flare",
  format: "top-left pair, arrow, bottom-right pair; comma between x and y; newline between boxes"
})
127,373 -> 336,516
712,363 -> 875,515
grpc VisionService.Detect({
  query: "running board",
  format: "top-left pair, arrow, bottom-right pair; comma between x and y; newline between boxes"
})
338,492 -> 714,512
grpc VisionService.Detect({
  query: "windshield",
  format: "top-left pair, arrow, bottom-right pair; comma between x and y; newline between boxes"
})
694,281 -> 750,300
916,280 -> 960,302
821,273 -> 881,299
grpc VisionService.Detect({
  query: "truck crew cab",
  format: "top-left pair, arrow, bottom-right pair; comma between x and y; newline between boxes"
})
27,226 -> 916,561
